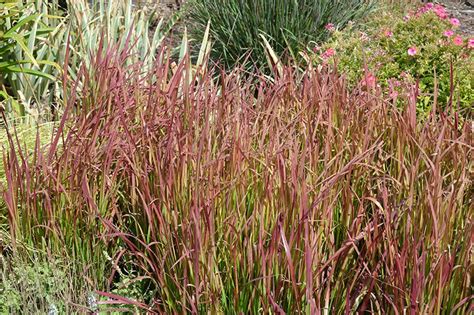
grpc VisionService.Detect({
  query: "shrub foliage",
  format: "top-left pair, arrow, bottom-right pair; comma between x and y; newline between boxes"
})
320,3 -> 473,117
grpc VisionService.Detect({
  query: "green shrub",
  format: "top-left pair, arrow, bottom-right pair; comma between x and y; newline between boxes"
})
187,0 -> 375,72
318,3 -> 473,117
0,255 -> 78,313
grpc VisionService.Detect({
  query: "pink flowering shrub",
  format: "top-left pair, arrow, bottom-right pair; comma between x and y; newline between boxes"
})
319,2 -> 473,117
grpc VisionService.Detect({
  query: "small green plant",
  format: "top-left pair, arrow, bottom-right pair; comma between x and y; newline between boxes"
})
317,3 -> 473,117
0,255 -> 74,313
187,0 -> 375,72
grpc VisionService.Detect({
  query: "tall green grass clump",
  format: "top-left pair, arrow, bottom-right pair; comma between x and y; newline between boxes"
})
187,0 -> 374,71
2,42 -> 472,312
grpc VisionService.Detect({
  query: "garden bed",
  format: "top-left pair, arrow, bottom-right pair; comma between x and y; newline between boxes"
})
1,1 -> 472,313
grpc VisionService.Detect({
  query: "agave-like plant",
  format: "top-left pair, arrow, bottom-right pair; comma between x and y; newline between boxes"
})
0,0 -> 64,120
66,0 -> 170,76
0,0 -> 181,121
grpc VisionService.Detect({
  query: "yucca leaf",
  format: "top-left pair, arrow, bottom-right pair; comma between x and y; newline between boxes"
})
4,14 -> 40,37
3,33 -> 39,67
260,34 -> 283,78
2,64 -> 56,81
196,21 -> 211,69
179,28 -> 189,62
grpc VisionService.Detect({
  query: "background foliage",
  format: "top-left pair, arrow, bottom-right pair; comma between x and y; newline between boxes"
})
319,3 -> 473,117
187,0 -> 375,72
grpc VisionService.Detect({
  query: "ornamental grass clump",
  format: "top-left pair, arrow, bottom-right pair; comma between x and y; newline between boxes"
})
187,0 -> 375,72
1,43 -> 472,313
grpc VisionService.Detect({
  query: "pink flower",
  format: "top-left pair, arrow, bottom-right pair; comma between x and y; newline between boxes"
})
453,35 -> 463,46
438,12 -> 448,19
407,46 -> 417,56
468,38 -> 474,49
325,23 -> 335,31
443,29 -> 454,37
450,18 -> 460,27
321,48 -> 335,59
434,4 -> 445,13
384,30 -> 393,38
403,15 -> 410,21
417,2 -> 434,15
365,72 -> 376,87
433,4 -> 448,19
